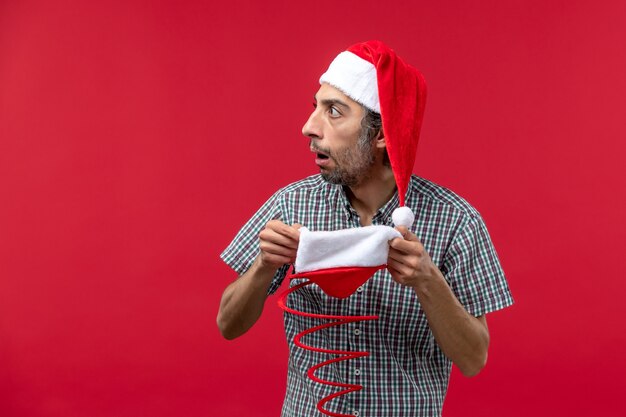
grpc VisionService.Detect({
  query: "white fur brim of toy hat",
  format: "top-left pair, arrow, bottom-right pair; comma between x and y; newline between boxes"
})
294,207 -> 415,273
295,226 -> 401,273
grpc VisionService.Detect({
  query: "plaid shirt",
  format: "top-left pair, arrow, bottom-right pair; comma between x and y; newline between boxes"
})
221,174 -> 513,417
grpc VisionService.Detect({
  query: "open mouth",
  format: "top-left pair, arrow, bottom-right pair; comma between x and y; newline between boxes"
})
311,147 -> 331,167
312,147 -> 330,159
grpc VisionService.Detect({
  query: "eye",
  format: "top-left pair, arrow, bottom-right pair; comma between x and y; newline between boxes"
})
312,102 -> 317,109
328,106 -> 341,118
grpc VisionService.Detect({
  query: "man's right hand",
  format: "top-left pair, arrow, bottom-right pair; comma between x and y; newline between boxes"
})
257,220 -> 302,270
217,220 -> 302,340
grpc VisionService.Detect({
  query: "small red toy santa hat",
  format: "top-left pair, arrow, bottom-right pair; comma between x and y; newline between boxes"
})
293,225 -> 402,298
320,40 -> 427,227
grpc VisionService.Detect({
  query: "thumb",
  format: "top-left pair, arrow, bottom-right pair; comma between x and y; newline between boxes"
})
292,223 -> 303,231
395,226 -> 418,241
395,226 -> 409,238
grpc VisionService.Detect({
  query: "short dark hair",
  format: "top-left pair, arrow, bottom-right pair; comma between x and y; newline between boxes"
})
360,106 -> 389,166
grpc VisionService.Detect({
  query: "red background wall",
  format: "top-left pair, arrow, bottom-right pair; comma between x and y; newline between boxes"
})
1,1 -> 625,416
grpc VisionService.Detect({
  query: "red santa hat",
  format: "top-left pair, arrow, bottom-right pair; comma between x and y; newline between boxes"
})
287,41 -> 428,298
319,40 -> 427,228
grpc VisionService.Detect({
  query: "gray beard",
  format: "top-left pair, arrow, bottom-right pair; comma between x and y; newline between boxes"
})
320,131 -> 375,187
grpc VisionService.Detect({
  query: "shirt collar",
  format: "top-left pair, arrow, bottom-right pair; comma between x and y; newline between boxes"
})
375,189 -> 400,226
335,185 -> 357,221
333,179 -> 413,226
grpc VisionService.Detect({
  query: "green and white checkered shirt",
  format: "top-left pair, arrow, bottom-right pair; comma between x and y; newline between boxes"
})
221,174 -> 513,417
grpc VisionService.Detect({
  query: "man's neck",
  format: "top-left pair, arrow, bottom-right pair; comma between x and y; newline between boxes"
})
345,166 -> 397,226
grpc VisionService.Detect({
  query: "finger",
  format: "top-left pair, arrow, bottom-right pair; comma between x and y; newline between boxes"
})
388,247 -> 409,264
267,220 -> 301,241
394,226 -> 420,242
292,223 -> 303,231
387,257 -> 402,271
387,258 -> 413,278
260,228 -> 298,248
388,251 -> 418,272
262,253 -> 294,266
389,237 -> 405,250
386,263 -> 400,280
395,226 -> 409,238
402,230 -> 419,242
386,260 -> 400,277
259,229 -> 299,249
389,238 -> 415,254
390,238 -> 425,258
260,241 -> 298,258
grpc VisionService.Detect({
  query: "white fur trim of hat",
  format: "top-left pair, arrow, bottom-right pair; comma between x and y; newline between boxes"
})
319,51 -> 380,113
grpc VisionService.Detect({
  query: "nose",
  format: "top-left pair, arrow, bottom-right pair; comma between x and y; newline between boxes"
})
302,108 -> 322,140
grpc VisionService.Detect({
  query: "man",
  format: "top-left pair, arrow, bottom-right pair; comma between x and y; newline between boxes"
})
217,40 -> 513,417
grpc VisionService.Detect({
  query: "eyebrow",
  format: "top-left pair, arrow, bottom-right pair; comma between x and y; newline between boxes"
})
313,96 -> 351,110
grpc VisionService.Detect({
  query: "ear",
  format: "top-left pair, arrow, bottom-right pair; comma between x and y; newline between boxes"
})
374,129 -> 386,150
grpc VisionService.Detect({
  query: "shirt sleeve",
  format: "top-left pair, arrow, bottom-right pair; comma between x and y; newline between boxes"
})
441,214 -> 514,317
220,190 -> 291,295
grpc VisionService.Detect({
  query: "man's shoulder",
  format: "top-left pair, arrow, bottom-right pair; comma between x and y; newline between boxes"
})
409,175 -> 481,219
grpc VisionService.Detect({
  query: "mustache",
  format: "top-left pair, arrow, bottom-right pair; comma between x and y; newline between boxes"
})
309,141 -> 332,157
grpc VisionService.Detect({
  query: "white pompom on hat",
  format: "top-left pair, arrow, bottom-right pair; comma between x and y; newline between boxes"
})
319,40 -> 427,227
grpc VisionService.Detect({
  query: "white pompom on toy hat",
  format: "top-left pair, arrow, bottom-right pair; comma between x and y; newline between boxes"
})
392,206 -> 415,228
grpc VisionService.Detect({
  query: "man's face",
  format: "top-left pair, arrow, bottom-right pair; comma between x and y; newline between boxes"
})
302,83 -> 375,187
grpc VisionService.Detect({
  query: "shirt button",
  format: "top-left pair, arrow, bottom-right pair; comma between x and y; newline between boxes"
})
353,411 -> 360,416
354,369 -> 361,376
356,286 -> 364,293
353,328 -> 361,336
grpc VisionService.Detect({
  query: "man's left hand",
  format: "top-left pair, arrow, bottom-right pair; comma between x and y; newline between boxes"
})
388,226 -> 445,290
